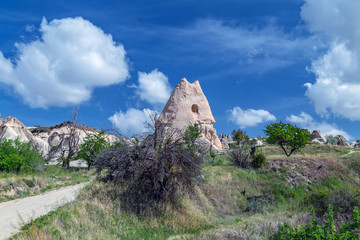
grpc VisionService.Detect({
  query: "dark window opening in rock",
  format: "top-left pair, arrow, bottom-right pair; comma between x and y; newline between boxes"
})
191,104 -> 199,113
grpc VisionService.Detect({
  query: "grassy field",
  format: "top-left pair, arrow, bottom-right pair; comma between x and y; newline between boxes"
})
0,165 -> 93,203
11,144 -> 360,239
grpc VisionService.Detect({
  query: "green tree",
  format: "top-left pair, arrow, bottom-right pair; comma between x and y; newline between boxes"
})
76,131 -> 109,170
183,123 -> 201,153
0,138 -> 44,173
264,121 -> 311,157
231,129 -> 250,144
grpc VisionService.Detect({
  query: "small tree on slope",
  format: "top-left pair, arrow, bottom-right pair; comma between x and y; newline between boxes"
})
264,121 -> 311,157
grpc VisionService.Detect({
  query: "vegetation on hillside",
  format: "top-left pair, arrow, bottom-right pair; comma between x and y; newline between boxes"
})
264,121 -> 312,157
0,138 -> 44,173
0,165 -> 92,202
75,131 -> 109,170
12,143 -> 360,239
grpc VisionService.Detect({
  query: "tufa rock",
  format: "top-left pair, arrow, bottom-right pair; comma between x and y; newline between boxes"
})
157,78 -> 222,150
335,135 -> 350,147
219,133 -> 234,150
350,140 -> 360,148
0,116 -> 50,155
30,122 -> 120,160
0,116 -> 120,161
310,130 -> 327,144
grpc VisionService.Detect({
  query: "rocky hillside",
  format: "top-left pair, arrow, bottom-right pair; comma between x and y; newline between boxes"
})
0,116 -> 120,160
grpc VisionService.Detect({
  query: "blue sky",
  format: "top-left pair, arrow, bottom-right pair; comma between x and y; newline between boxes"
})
0,0 -> 359,141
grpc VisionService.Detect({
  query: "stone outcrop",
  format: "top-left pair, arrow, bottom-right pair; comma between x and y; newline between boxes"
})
0,116 -> 120,160
335,135 -> 350,147
310,130 -> 327,144
157,78 -> 222,150
0,116 -> 50,155
350,140 -> 360,148
30,122 -> 120,160
219,133 -> 234,149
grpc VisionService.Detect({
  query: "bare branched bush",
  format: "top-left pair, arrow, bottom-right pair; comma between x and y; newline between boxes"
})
94,125 -> 203,215
228,145 -> 256,169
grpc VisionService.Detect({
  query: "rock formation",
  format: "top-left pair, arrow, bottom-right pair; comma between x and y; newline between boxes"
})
219,133 -> 234,149
157,78 -> 222,150
0,116 -> 50,155
0,116 -> 120,160
350,140 -> 360,148
335,135 -> 350,147
30,122 -> 119,160
310,130 -> 327,144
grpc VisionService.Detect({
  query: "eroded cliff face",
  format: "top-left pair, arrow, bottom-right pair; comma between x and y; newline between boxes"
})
0,116 -> 120,160
0,116 -> 50,155
157,78 -> 222,150
30,123 -> 120,160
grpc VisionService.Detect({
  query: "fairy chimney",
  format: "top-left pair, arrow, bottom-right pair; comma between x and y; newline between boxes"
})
157,78 -> 222,150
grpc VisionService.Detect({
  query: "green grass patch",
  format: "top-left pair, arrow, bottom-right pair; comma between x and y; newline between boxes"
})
0,165 -> 93,203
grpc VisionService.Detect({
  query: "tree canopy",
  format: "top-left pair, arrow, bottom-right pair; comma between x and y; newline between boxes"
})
264,121 -> 311,157
231,129 -> 250,144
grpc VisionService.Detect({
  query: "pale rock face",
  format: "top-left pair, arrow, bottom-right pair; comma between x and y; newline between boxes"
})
350,140 -> 360,148
157,78 -> 222,150
219,133 -> 234,150
0,116 -> 50,155
30,123 -> 122,160
0,116 -> 121,160
310,130 -> 327,144
335,135 -> 350,147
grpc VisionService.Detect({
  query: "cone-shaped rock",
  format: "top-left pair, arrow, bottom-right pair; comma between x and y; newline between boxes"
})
157,78 -> 222,149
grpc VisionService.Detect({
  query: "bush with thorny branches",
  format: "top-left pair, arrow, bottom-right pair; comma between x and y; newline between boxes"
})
94,128 -> 203,215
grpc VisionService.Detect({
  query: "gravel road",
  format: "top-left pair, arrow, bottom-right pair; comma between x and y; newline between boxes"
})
0,182 -> 88,240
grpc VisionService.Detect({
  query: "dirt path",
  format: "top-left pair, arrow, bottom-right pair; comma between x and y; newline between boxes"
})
0,182 -> 88,240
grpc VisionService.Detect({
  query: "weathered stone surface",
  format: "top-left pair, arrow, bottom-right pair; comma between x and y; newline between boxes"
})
350,140 -> 360,148
0,116 -> 120,160
310,130 -> 327,144
0,116 -> 50,155
157,78 -> 222,150
335,135 -> 350,147
219,133 -> 234,149
30,122 -> 120,160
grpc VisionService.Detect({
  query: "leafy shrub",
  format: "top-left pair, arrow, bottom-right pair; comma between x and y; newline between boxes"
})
75,131 -> 109,170
0,139 -> 44,173
183,123 -> 201,153
231,129 -> 250,144
264,121 -> 311,157
251,153 -> 266,169
270,205 -> 360,239
326,135 -> 339,145
94,133 -> 203,215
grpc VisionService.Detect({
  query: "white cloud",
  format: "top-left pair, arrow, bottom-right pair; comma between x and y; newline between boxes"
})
108,108 -> 157,137
0,17 -> 130,108
301,0 -> 360,120
177,19 -> 316,71
286,112 -> 351,140
228,107 -> 276,128
137,69 -> 171,105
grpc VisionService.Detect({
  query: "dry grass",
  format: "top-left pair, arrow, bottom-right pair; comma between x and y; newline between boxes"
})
11,144 -> 360,239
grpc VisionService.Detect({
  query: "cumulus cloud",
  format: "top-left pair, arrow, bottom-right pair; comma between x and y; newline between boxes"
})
136,69 -> 171,106
286,112 -> 351,139
301,0 -> 360,120
228,107 -> 276,128
108,108 -> 157,137
0,17 -> 129,108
